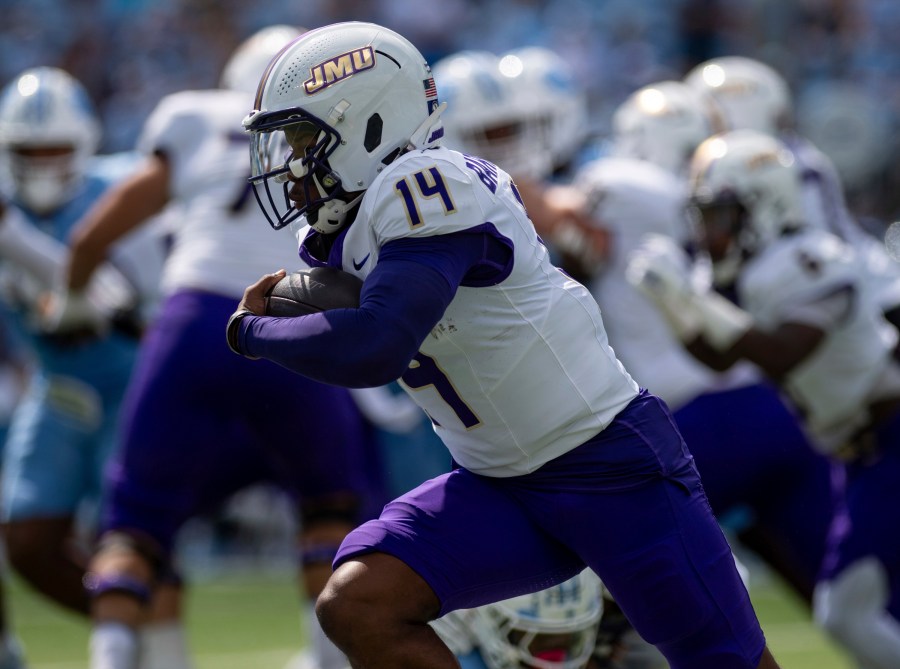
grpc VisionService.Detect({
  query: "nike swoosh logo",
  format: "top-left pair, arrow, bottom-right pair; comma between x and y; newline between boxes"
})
352,254 -> 370,271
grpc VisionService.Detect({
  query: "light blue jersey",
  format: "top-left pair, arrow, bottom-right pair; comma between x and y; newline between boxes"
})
0,154 -> 145,520
457,651 -> 489,669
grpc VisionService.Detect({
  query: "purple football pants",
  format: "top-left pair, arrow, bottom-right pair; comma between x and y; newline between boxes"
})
336,390 -> 766,669
821,410 -> 900,618
102,290 -> 378,555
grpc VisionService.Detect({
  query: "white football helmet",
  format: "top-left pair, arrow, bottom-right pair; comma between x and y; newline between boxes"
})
243,22 -> 445,234
0,67 -> 101,214
683,56 -> 792,137
472,570 -> 603,669
689,129 -> 805,285
220,25 -> 306,97
433,50 -> 540,174
502,46 -> 589,175
611,80 -> 726,176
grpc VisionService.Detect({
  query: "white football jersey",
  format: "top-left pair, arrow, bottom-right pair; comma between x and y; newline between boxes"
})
138,89 -> 302,298
303,147 -> 639,477
576,157 -> 722,410
738,228 -> 898,451
787,133 -> 900,312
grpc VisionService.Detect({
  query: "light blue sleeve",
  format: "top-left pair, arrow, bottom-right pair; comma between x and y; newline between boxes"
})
457,650 -> 490,669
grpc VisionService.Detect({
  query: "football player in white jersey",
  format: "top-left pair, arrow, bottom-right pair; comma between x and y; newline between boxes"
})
578,81 -> 836,608
628,128 -> 900,669
229,22 -> 782,669
49,26 -> 381,669
683,55 -> 900,322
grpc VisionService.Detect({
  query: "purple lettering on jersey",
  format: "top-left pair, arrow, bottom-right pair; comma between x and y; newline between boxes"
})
401,352 -> 481,429
414,167 -> 454,211
464,155 -> 498,194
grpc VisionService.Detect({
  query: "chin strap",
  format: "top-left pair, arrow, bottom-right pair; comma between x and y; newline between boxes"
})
309,191 -> 364,234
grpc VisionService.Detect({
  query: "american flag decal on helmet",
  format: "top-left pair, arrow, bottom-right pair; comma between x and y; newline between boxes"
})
423,77 -> 437,99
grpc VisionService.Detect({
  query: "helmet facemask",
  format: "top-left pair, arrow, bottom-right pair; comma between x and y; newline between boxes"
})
472,571 -> 603,669
247,108 -> 361,233
691,193 -> 752,287
5,144 -> 86,214
0,67 -> 101,215
486,612 -> 599,669
689,129 -> 804,286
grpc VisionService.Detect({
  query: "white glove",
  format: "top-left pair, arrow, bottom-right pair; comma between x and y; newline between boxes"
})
40,288 -> 108,335
89,263 -> 138,316
627,234 -> 753,351
41,261 -> 139,336
626,234 -> 703,341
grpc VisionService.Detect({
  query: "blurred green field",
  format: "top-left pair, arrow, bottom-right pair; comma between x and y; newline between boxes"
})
9,570 -> 854,669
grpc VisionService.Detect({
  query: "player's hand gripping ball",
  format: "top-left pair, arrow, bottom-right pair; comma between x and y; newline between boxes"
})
265,267 -> 363,316
226,267 -> 363,358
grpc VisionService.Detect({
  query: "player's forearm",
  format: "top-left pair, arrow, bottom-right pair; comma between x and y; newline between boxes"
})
67,157 -> 170,290
687,322 -> 824,382
685,335 -> 745,372
240,309 -> 420,387
239,253 -> 459,387
727,323 -> 824,382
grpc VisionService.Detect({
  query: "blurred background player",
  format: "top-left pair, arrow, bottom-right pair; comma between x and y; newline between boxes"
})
0,65 -> 166,667
568,152 -> 833,604
683,55 -> 900,326
609,79 -> 725,181
578,80 -> 834,605
627,128 -> 900,669
46,26 -> 379,669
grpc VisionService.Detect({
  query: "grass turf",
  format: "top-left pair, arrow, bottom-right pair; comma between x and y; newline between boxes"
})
9,570 -> 853,668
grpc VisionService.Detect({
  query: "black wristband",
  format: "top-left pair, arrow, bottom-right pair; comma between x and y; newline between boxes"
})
225,309 -> 259,359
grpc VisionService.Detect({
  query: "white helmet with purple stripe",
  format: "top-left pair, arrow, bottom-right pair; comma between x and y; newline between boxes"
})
243,22 -> 445,234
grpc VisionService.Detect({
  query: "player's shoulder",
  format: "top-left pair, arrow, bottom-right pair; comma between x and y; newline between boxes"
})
742,228 -> 858,297
577,156 -> 683,194
360,146 -> 493,240
140,88 -> 248,156
151,88 -> 247,119
575,156 -> 687,237
576,156 -> 686,209
143,89 -> 247,137
375,145 -> 479,188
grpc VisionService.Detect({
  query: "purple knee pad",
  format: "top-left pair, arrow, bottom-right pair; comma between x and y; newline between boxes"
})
83,573 -> 152,605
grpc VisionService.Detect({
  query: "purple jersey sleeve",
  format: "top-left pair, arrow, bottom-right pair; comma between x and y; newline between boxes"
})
237,230 -> 512,387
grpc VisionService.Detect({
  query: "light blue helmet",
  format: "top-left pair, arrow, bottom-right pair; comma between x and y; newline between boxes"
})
0,67 -> 101,213
472,570 -> 604,669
